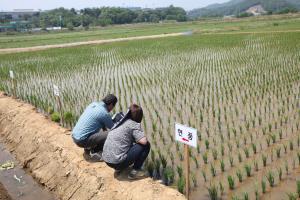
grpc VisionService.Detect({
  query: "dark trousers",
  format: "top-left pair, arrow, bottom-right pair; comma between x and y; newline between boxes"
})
73,131 -> 108,152
106,142 -> 150,171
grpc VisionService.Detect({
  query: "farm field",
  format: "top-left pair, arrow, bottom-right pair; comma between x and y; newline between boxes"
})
0,17 -> 300,200
0,13 -> 299,49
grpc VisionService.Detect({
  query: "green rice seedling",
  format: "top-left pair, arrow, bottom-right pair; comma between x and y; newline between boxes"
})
236,140 -> 240,148
160,155 -> 167,169
262,154 -> 267,167
271,134 -> 276,144
203,152 -> 208,164
290,140 -> 294,151
211,164 -> 216,177
51,112 -> 60,123
170,153 -> 174,166
221,145 -> 225,156
228,142 -> 233,152
154,159 -> 161,178
231,196 -> 240,200
266,171 -> 275,187
197,145 -> 200,154
276,147 -> 281,158
229,156 -> 234,167
207,184 -> 218,200
297,152 -> 300,165
238,152 -> 243,163
287,193 -> 297,200
266,138 -> 271,147
243,137 -> 247,145
262,128 -> 266,135
219,182 -> 224,196
191,173 -> 197,187
63,111 -> 74,127
163,167 -> 174,185
268,123 -> 272,132
236,170 -> 243,182
192,156 -> 199,169
202,170 -> 207,182
228,175 -> 235,190
278,167 -> 282,181
205,139 -> 210,150
244,164 -> 252,177
285,161 -> 289,175
146,161 -> 154,178
244,148 -> 249,158
259,117 -> 262,126
243,192 -> 249,200
297,180 -> 300,198
151,149 -> 155,162
279,130 -> 283,140
177,177 -> 185,194
254,160 -> 259,171
179,152 -> 184,161
255,187 -> 259,200
252,143 -> 257,154
177,166 -> 183,178
284,144 -> 288,154
220,159 -> 225,172
212,149 -> 218,160
262,179 -> 266,193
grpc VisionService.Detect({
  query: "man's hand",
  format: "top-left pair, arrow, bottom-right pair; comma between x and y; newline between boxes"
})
137,137 -> 148,145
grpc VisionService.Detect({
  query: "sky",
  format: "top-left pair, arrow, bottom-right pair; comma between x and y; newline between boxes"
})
1,0 -> 230,11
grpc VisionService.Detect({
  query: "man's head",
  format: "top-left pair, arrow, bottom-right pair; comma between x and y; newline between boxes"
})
129,104 -> 143,123
103,94 -> 118,112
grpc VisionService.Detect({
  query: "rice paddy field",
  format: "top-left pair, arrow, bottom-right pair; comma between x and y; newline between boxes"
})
0,15 -> 300,200
0,13 -> 300,49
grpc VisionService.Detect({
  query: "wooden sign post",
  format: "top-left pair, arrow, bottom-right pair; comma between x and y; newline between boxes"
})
184,144 -> 190,200
9,70 -> 17,98
53,84 -> 64,125
175,123 -> 198,200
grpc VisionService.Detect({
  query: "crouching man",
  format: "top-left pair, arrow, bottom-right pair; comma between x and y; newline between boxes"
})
72,94 -> 117,162
103,104 -> 150,179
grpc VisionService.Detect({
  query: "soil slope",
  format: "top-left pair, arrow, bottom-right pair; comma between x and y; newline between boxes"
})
0,93 -> 185,200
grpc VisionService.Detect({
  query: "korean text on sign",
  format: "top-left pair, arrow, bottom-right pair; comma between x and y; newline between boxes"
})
175,123 -> 198,148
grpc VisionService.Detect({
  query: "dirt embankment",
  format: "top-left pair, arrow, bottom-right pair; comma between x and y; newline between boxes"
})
0,182 -> 11,200
0,93 -> 185,200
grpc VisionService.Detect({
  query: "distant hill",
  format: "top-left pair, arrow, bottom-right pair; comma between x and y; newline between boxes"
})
188,0 -> 300,18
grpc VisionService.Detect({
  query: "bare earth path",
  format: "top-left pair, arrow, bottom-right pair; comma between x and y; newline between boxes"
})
0,93 -> 185,200
0,32 -> 184,54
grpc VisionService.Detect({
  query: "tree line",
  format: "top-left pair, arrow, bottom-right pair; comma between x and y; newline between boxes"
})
1,5 -> 187,30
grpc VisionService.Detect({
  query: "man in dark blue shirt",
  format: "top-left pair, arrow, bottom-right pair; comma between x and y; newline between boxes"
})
72,94 -> 117,162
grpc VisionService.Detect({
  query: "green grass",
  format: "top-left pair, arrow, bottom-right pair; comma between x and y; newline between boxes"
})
0,13 -> 299,48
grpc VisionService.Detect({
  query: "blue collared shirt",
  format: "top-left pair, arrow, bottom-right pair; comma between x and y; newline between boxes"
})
72,101 -> 114,141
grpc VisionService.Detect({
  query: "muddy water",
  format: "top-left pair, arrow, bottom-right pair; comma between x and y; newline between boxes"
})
0,143 -> 56,200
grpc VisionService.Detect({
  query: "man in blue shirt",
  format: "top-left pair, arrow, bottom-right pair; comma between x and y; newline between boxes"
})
72,94 -> 117,162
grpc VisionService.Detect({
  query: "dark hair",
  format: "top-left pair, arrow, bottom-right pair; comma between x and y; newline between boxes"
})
129,104 -> 143,123
103,94 -> 118,106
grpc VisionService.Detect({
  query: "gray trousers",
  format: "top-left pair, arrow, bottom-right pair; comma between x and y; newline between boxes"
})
73,130 -> 108,152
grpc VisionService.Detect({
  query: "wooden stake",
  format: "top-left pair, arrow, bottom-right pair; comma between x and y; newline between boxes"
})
184,144 -> 190,200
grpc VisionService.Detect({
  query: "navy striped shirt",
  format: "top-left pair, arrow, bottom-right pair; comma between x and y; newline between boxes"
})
72,101 -> 114,141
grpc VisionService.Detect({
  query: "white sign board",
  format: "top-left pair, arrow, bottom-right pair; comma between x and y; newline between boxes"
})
9,70 -> 14,79
175,123 -> 198,148
53,84 -> 60,96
